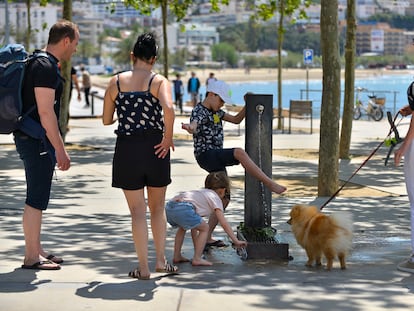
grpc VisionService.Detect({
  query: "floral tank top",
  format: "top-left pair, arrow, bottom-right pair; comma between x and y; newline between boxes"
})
114,72 -> 164,136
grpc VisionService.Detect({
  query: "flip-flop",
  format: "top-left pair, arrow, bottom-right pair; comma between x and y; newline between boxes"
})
46,254 -> 64,264
155,262 -> 179,274
21,260 -> 61,270
128,268 -> 150,280
206,240 -> 227,248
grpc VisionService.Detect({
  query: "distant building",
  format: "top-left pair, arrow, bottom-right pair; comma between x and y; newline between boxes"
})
166,23 -> 219,62
0,2 -> 58,49
183,0 -> 253,26
356,22 -> 409,56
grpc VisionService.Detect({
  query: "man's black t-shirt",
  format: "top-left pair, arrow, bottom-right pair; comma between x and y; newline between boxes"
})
22,52 -> 63,124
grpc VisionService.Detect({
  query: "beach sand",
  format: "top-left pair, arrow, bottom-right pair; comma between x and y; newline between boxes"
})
93,67 -> 412,88
185,67 -> 412,82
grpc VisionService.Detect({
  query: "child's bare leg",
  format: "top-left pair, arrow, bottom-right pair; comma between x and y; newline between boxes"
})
173,227 -> 190,263
206,213 -> 219,243
234,148 -> 286,194
192,221 -> 213,266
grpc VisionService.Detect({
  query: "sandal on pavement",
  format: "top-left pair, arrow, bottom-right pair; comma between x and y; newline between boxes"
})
21,260 -> 61,270
46,254 -> 64,264
128,268 -> 150,280
206,240 -> 227,248
155,262 -> 179,274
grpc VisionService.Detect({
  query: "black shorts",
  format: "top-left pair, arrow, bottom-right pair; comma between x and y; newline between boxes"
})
196,148 -> 239,173
14,132 -> 55,211
112,131 -> 171,190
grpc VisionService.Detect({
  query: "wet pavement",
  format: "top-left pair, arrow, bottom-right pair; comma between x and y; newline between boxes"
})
0,93 -> 414,310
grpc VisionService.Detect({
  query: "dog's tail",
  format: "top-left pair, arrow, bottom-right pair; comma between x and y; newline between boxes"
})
331,212 -> 353,252
331,211 -> 353,233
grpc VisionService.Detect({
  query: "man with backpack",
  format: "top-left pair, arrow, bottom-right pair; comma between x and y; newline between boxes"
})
14,20 -> 80,270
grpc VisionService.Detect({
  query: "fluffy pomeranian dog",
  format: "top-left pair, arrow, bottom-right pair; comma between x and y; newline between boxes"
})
287,204 -> 353,270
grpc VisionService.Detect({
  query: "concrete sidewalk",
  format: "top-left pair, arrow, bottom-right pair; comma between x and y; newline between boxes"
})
1,113 -> 414,310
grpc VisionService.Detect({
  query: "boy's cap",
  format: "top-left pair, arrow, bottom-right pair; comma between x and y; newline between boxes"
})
207,80 -> 232,104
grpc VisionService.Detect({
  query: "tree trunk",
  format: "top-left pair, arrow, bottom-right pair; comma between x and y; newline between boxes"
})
318,0 -> 341,196
161,0 -> 169,79
339,0 -> 356,159
25,0 -> 31,50
59,0 -> 73,141
276,0 -> 285,130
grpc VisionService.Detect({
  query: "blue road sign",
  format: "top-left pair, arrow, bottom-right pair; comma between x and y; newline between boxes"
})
303,49 -> 313,65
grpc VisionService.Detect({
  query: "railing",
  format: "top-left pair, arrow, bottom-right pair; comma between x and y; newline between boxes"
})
299,89 -> 399,116
90,91 -> 104,116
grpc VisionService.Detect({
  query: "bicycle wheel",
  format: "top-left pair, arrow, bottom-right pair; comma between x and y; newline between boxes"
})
372,108 -> 383,121
353,107 -> 361,120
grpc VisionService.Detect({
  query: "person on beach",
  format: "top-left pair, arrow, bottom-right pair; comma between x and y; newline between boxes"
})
166,171 -> 247,266
173,73 -> 184,114
187,71 -> 200,107
70,66 -> 81,102
395,82 -> 414,273
80,66 -> 91,108
206,72 -> 216,87
181,79 -> 286,248
103,32 -> 177,280
14,20 -> 79,270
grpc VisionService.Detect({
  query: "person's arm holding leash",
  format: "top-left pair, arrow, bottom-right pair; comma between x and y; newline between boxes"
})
395,106 -> 414,166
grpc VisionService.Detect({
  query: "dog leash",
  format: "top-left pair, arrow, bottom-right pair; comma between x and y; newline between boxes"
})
320,111 -> 402,210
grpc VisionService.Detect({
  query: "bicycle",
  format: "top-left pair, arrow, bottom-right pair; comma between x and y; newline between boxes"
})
353,87 -> 385,121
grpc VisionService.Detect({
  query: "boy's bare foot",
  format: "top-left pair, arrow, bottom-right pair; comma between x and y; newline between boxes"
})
173,256 -> 191,264
192,258 -> 213,266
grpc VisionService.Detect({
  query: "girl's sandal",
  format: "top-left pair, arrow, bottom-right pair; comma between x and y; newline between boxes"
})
155,261 -> 179,274
128,268 -> 150,280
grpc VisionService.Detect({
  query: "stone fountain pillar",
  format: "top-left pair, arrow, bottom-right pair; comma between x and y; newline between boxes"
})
244,94 -> 273,228
237,94 -> 290,260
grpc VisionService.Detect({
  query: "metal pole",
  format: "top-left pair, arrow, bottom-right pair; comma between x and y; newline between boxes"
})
306,65 -> 309,100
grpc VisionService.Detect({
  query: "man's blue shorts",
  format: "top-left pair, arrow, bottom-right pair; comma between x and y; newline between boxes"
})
195,148 -> 239,173
14,132 -> 55,211
165,201 -> 203,230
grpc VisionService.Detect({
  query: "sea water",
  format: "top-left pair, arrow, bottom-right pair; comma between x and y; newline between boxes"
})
183,72 -> 414,118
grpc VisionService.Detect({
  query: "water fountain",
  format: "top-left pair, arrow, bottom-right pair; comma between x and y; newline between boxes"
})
236,94 -> 290,260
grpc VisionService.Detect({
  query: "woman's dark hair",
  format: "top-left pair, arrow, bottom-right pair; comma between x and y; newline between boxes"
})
133,32 -> 158,62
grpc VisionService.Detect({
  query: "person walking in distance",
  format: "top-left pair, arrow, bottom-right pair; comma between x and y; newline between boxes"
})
80,66 -> 91,108
103,32 -> 177,280
173,73 -> 184,114
14,20 -> 79,270
206,72 -> 216,87
187,71 -> 200,107
70,66 -> 81,102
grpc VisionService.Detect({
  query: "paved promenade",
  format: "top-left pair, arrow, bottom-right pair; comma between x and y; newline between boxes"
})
1,93 -> 414,310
